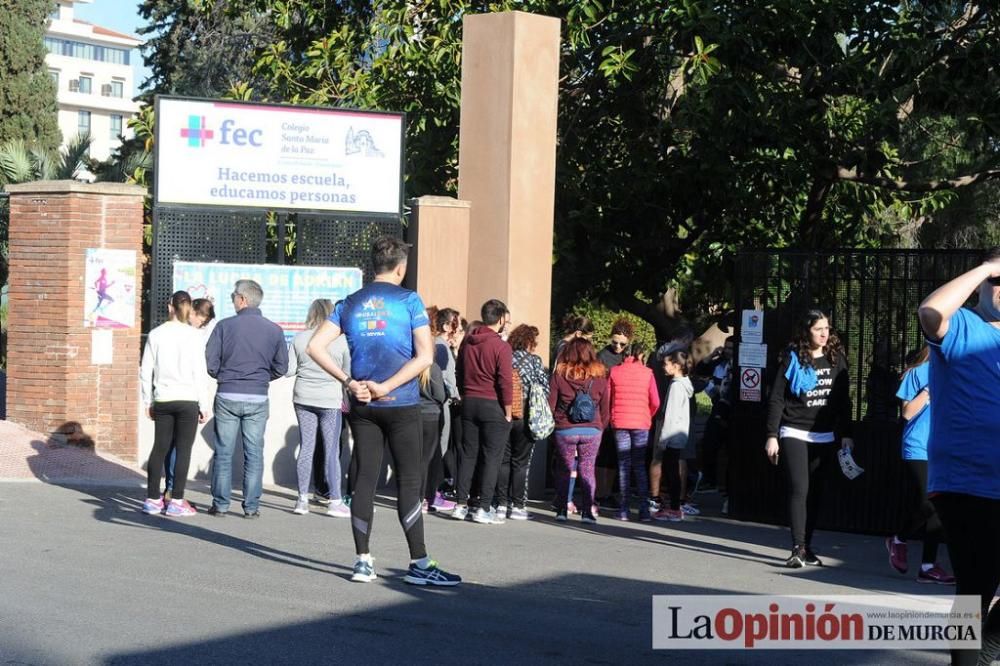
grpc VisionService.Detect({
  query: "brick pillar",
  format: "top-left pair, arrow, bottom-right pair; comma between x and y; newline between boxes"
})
406,196 -> 471,314
6,181 -> 145,460
458,11 -> 560,365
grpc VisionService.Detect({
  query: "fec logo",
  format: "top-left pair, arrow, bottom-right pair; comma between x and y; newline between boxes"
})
180,115 -> 214,147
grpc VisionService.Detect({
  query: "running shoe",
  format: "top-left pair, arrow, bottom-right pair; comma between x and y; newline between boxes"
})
243,511 -> 260,519
292,496 -> 310,515
508,507 -> 530,521
165,499 -> 196,517
326,501 -> 350,518
647,498 -> 662,513
581,512 -> 598,524
567,501 -> 579,515
803,548 -> 823,567
653,508 -> 684,522
681,503 -> 701,516
351,558 -> 377,583
403,560 -> 462,586
917,565 -> 955,585
450,505 -> 469,521
472,508 -> 494,525
555,510 -> 568,522
430,492 -> 457,512
638,506 -> 652,523
142,497 -> 164,515
313,494 -> 332,506
785,545 -> 806,569
616,509 -> 630,521
207,504 -> 227,517
489,508 -> 506,525
885,537 -> 908,574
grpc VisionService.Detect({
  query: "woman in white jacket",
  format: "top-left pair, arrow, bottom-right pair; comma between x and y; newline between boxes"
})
140,291 -> 209,516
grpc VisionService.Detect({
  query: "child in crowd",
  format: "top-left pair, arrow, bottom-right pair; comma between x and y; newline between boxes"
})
652,349 -> 694,522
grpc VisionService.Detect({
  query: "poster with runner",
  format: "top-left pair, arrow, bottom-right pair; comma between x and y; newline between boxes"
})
84,248 -> 137,328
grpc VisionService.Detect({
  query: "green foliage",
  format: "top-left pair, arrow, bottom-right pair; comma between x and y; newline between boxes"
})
565,299 -> 657,351
0,0 -> 60,151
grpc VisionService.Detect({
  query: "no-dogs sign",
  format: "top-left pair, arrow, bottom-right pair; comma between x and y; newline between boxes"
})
740,367 -> 762,402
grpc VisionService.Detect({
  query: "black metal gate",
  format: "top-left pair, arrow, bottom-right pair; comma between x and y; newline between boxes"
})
149,208 -> 403,329
727,249 -> 982,535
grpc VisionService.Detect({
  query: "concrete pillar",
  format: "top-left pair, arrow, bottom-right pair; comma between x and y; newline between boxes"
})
458,11 -> 560,365
406,196 -> 471,314
6,181 -> 145,459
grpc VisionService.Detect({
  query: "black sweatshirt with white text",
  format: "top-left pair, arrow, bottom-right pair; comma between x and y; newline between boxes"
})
766,352 -> 852,439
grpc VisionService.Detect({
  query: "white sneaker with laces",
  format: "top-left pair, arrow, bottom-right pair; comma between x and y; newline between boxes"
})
472,508 -> 493,524
293,496 -> 310,515
450,505 -> 469,521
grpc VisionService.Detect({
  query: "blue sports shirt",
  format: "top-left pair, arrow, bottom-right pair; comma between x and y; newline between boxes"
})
330,282 -> 429,408
927,307 -> 1000,499
895,363 -> 930,461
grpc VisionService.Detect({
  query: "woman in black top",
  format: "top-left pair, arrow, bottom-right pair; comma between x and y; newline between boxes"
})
765,309 -> 854,568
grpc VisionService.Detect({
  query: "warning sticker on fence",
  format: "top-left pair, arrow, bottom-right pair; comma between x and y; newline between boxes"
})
740,367 -> 761,402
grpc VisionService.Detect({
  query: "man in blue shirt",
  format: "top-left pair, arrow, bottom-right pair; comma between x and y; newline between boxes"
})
308,237 -> 461,587
918,247 -> 1000,666
205,279 -> 288,518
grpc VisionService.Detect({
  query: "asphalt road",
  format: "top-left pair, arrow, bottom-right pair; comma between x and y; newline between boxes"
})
0,482 -> 954,665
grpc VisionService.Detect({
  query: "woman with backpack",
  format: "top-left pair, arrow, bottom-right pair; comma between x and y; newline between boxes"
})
765,309 -> 854,568
494,324 -> 550,520
549,338 -> 611,523
609,341 -> 660,521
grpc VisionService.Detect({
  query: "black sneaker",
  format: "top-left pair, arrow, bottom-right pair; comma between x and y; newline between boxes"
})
403,560 -> 461,586
243,511 -> 260,519
207,505 -> 227,517
785,545 -> 806,569
803,548 -> 823,567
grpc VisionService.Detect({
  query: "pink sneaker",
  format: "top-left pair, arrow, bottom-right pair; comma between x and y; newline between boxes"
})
566,501 -> 578,515
917,565 -> 955,585
326,502 -> 351,518
430,492 -> 456,512
885,537 -> 908,574
142,497 -> 165,515
653,508 -> 684,522
165,499 -> 196,517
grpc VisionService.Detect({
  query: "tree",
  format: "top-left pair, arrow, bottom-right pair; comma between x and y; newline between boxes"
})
0,0 -> 60,151
158,1 -> 1000,338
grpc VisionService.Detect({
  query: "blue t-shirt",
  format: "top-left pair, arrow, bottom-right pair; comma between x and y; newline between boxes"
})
927,307 -> 1000,499
895,364 -> 929,461
330,282 -> 429,408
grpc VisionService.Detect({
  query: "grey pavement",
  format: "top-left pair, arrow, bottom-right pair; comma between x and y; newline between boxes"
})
0,480 -> 953,665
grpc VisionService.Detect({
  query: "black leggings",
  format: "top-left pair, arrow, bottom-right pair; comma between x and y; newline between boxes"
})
662,447 -> 682,511
896,460 -> 942,564
932,493 -> 1000,666
495,418 -> 533,509
347,404 -> 426,560
147,401 -> 199,500
780,437 -> 836,547
421,409 -> 443,502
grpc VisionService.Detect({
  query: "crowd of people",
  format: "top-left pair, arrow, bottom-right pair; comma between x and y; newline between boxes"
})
137,238 -> 1000,662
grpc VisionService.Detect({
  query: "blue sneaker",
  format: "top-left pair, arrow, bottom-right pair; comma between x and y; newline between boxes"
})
351,558 -> 377,583
403,560 -> 461,587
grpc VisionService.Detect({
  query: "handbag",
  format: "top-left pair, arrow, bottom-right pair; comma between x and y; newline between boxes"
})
527,383 -> 555,441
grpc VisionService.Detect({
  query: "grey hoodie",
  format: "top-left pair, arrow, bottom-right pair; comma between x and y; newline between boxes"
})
658,376 -> 694,449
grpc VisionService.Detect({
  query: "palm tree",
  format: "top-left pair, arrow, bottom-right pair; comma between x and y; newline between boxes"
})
0,132 -> 93,186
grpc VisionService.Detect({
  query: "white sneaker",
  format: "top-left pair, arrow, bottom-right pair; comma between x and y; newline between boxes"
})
450,505 -> 469,521
681,503 -> 700,516
508,507 -> 530,520
490,508 -> 506,525
472,508 -> 493,524
326,501 -> 350,518
293,496 -> 309,515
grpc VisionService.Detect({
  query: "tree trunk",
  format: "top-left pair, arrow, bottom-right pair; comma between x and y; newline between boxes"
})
800,176 -> 834,248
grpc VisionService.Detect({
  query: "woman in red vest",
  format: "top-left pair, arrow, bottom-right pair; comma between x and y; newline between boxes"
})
609,342 -> 661,521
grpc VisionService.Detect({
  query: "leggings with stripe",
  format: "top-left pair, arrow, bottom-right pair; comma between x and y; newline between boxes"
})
293,404 -> 343,499
347,404 -> 426,559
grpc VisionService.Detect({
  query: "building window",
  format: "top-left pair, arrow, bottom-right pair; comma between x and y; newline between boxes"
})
78,111 -> 91,137
42,37 -> 130,65
110,115 -> 123,140
49,71 -> 59,88
78,76 -> 92,94
104,80 -> 124,98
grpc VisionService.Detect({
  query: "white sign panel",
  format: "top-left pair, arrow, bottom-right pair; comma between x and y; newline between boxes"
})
739,367 -> 762,402
739,342 -> 767,368
155,97 -> 404,214
741,309 -> 764,343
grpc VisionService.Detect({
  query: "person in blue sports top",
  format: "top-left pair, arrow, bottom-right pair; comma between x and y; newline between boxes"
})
884,347 -> 954,585
918,246 -> 1000,666
307,237 -> 461,587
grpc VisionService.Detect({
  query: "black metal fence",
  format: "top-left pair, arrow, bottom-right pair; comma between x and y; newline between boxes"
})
727,249 -> 983,535
149,207 -> 403,329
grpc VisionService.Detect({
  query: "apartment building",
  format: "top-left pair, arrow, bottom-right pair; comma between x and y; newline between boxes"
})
44,0 -> 142,163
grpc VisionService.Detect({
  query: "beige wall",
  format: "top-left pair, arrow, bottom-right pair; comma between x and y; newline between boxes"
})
407,196 -> 471,315
458,11 -> 560,365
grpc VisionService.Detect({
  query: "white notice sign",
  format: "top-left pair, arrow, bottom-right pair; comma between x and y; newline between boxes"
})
741,309 -> 764,344
739,342 -> 767,368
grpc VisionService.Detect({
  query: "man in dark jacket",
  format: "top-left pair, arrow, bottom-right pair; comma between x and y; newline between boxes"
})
453,299 -> 513,524
205,279 -> 287,518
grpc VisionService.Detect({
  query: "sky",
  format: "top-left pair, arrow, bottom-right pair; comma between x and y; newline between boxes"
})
72,0 -> 152,95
